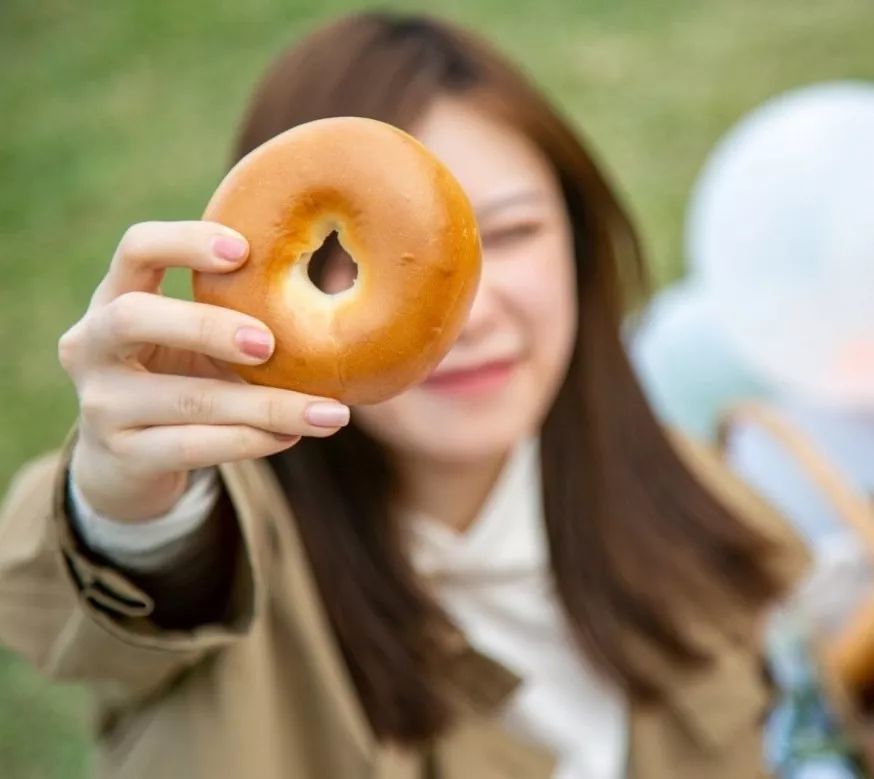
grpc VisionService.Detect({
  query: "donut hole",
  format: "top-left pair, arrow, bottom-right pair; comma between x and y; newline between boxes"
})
307,231 -> 358,295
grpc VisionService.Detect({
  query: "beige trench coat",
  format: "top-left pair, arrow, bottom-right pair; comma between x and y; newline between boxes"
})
0,430 -> 809,778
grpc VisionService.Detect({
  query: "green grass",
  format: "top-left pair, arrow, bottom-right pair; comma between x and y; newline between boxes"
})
1,0 -> 873,774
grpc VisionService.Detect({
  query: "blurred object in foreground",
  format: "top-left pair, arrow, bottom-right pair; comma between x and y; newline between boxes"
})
633,80 -> 874,546
689,81 -> 874,410
635,81 -> 874,777
630,279 -> 771,439
634,80 -> 874,438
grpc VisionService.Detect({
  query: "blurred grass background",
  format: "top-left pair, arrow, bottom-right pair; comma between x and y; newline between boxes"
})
1,0 -> 873,775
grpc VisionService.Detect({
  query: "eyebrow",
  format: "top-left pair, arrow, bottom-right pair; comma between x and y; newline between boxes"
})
474,190 -> 544,222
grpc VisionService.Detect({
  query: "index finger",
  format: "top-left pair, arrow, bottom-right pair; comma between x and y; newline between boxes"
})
91,220 -> 249,308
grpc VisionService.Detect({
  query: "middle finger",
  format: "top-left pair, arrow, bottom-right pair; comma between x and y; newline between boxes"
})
91,292 -> 275,366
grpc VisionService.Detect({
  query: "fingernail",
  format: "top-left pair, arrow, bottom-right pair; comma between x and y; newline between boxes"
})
304,402 -> 350,428
274,434 -> 300,444
235,327 -> 273,359
213,234 -> 248,262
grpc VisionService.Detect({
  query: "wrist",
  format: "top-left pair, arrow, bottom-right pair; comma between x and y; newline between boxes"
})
71,458 -> 190,523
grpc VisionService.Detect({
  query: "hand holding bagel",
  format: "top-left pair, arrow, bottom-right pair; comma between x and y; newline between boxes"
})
59,221 -> 353,522
60,118 -> 481,522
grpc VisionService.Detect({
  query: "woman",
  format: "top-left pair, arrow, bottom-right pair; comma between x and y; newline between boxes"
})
0,12 -> 809,779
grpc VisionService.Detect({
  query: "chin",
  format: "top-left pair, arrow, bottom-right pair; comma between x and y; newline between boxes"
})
355,377 -> 548,466
422,422 -> 525,464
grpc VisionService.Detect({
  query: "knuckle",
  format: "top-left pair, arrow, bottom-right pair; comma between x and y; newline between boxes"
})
57,324 -> 84,372
260,395 -> 287,431
117,222 -> 156,263
103,429 -> 132,460
103,292 -> 144,338
195,312 -> 218,350
79,387 -> 109,428
175,391 -> 214,422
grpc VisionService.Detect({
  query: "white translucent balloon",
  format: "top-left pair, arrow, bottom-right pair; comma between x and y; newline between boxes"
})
630,280 -> 771,439
687,82 -> 874,408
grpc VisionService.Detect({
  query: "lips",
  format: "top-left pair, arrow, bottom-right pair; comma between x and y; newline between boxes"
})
422,359 -> 518,396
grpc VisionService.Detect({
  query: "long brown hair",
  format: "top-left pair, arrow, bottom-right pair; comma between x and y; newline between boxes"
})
233,12 -> 784,744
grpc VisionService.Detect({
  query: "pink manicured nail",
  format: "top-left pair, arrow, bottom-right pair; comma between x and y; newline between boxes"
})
304,402 -> 350,428
213,234 -> 248,262
235,327 -> 273,359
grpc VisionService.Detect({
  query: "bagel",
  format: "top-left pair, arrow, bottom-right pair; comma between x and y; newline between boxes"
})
193,116 -> 481,404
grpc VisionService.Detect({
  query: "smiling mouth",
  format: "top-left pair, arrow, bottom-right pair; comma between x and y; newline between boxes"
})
422,359 -> 519,396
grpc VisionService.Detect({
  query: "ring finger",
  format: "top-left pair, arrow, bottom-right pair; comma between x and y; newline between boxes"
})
105,373 -> 350,436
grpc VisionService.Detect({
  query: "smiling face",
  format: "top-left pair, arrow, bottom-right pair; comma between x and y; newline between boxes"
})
332,96 -> 577,465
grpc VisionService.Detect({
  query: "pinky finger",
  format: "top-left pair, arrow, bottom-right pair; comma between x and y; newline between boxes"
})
120,424 -> 300,474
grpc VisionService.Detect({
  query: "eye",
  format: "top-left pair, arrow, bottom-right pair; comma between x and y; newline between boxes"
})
480,220 -> 544,250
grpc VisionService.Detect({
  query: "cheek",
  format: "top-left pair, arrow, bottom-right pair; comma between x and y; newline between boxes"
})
352,232 -> 578,459
353,396 -> 409,438
508,234 -> 578,362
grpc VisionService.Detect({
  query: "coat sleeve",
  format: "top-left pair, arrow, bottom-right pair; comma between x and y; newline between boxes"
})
0,428 -> 266,709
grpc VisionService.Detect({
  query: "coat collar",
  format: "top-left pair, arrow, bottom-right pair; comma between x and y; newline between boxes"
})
244,433 -> 776,770
440,624 -> 768,755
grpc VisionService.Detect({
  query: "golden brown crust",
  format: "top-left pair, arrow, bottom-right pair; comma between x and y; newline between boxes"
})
194,117 -> 481,404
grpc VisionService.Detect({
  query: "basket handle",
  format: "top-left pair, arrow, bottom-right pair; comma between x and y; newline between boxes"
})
717,401 -> 874,696
716,401 -> 874,554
